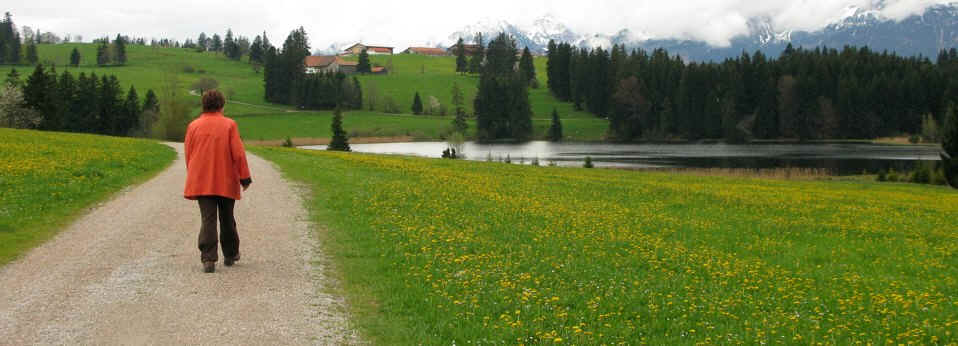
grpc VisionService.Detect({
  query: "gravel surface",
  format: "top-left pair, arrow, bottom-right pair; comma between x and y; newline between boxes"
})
0,143 -> 359,345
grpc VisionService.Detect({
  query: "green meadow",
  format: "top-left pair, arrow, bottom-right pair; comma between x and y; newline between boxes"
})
252,146 -> 958,345
0,128 -> 175,265
14,43 -> 609,142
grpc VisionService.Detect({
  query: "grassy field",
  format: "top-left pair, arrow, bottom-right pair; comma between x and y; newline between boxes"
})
13,43 -> 609,142
252,146 -> 958,345
352,54 -> 596,119
0,128 -> 175,265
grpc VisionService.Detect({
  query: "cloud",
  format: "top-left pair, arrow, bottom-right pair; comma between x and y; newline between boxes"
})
5,0 -> 952,49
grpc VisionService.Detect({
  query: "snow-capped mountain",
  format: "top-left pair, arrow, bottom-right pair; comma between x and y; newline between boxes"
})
443,3 -> 958,61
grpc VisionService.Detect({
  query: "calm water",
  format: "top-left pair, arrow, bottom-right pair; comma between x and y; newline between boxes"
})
302,141 -> 942,174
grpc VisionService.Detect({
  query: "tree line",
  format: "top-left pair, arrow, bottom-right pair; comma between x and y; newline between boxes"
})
547,41 -> 958,142
188,29 -> 269,64
262,27 -> 362,110
2,64 -> 156,136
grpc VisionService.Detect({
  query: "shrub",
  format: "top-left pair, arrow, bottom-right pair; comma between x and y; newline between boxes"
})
182,65 -> 196,73
584,156 -> 594,168
282,137 -> 293,148
931,168 -> 947,186
910,166 -> 931,184
876,170 -> 887,182
887,169 -> 900,182
531,157 -> 540,166
908,134 -> 920,144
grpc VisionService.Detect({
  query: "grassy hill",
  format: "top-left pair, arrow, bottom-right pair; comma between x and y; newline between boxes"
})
15,43 -> 608,142
0,128 -> 175,265
253,145 -> 958,344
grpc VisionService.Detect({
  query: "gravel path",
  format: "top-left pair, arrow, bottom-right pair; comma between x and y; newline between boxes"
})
0,143 -> 359,345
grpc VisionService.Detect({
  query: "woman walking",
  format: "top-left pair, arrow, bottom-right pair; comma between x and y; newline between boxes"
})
183,90 -> 252,273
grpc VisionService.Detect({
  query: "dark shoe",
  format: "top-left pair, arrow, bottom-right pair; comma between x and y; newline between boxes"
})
203,261 -> 215,273
224,252 -> 241,267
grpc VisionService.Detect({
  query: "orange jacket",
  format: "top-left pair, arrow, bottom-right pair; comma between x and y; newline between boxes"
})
183,112 -> 251,200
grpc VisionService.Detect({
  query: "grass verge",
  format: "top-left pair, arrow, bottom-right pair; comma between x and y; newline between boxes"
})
252,146 -> 958,344
0,128 -> 176,265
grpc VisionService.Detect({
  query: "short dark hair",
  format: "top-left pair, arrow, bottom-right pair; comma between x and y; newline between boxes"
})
202,90 -> 225,112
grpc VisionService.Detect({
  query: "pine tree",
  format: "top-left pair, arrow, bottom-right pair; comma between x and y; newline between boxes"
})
25,43 -> 37,64
451,82 -> 464,112
452,108 -> 468,134
121,85 -> 140,135
70,47 -> 81,67
548,108 -> 563,141
519,47 -> 536,85
468,33 -> 484,74
98,75 -> 122,135
143,89 -> 159,112
58,70 -> 78,132
114,34 -> 127,65
357,48 -> 371,73
197,32 -> 208,52
412,91 -> 423,115
327,107 -> 350,151
455,38 -> 467,74
5,68 -> 20,88
224,29 -> 240,60
249,35 -> 264,64
211,34 -> 223,53
96,41 -> 110,66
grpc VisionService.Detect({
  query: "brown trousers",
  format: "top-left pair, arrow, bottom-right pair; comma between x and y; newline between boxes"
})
197,196 -> 239,263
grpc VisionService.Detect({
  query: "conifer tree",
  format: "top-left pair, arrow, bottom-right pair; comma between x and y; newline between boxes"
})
327,107 -> 350,151
468,33 -> 484,74
25,43 -> 37,64
455,38 -> 467,74
96,41 -> 110,66
940,103 -> 958,188
452,108 -> 468,134
114,34 -> 127,65
519,47 -> 536,85
357,48 -> 371,73
211,34 -> 222,53
5,68 -> 20,88
121,85 -> 140,135
98,75 -> 122,135
249,35 -> 264,64
197,32 -> 208,52
70,47 -> 81,67
412,91 -> 423,115
548,108 -> 563,142
58,70 -> 78,132
143,89 -> 159,112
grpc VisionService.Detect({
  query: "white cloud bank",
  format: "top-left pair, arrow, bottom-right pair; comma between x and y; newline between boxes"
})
5,0 -> 953,49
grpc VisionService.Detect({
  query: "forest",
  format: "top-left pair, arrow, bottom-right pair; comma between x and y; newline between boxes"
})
547,41 -> 958,142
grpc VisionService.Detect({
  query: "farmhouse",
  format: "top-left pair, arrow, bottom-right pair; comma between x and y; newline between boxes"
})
305,56 -> 358,74
447,44 -> 481,56
343,43 -> 394,56
402,47 -> 448,56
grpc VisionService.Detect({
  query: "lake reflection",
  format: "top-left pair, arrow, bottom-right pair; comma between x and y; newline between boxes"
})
301,141 -> 942,175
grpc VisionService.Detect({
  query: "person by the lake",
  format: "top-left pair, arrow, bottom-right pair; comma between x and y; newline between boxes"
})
183,90 -> 252,273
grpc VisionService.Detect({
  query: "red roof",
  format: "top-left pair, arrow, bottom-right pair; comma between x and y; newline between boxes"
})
304,56 -> 337,67
371,66 -> 386,73
368,47 -> 393,53
304,56 -> 358,68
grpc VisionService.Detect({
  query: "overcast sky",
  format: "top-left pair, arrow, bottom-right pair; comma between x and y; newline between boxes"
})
6,0 -> 952,50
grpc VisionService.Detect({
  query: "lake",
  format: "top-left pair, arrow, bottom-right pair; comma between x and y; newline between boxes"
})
301,141 -> 942,175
